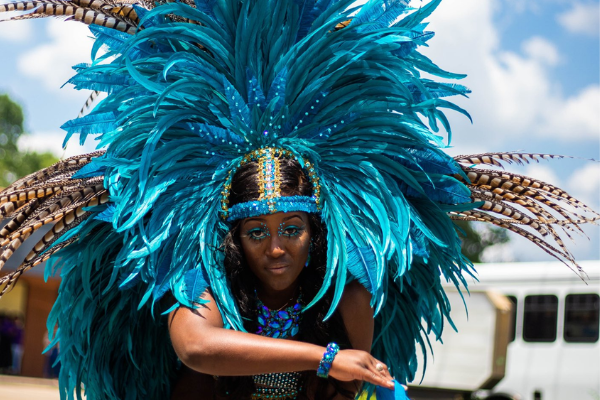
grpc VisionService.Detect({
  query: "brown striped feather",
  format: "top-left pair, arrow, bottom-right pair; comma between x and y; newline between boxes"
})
0,232 -> 31,272
454,152 -> 568,168
1,188 -> 107,248
0,198 -> 43,240
468,185 -> 598,233
334,19 -> 351,31
469,194 -> 575,261
4,2 -> 139,33
449,210 -> 581,272
469,185 -> 557,224
0,199 -> 27,220
458,167 -> 599,217
460,167 -> 563,194
0,237 -> 78,298
0,0 -> 66,13
78,90 -> 101,118
0,151 -> 104,200
1,175 -> 104,206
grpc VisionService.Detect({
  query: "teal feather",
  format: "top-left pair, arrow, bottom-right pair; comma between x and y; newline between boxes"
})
29,0 -> 483,397
181,267 -> 210,305
346,238 -> 377,294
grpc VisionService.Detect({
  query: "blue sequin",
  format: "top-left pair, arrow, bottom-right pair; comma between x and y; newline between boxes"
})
227,196 -> 318,222
255,293 -> 303,340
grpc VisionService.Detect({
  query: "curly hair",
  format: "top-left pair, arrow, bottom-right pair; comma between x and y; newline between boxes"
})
215,158 -> 355,399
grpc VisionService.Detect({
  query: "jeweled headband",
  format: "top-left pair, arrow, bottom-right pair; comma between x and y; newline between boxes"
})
221,147 -> 322,222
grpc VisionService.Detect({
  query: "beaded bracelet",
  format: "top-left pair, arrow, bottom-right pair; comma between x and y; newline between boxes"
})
316,342 -> 340,378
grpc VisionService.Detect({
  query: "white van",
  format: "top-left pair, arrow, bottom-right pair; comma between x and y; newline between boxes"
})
473,261 -> 600,400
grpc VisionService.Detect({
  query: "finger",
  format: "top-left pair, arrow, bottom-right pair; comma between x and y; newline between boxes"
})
364,369 -> 394,390
373,361 -> 392,380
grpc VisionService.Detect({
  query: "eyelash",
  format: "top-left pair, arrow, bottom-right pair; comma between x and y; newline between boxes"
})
246,224 -> 270,241
244,224 -> 305,241
278,224 -> 305,238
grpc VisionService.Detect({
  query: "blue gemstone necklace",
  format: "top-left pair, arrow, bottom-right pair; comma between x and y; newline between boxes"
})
255,291 -> 303,339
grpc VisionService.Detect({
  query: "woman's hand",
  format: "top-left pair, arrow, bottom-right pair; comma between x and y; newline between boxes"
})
327,349 -> 395,390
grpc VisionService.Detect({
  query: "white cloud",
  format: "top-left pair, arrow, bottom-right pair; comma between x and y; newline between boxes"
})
18,129 -> 100,158
17,19 -> 93,96
557,2 -> 600,37
422,0 -> 600,146
522,36 -> 560,66
0,19 -> 32,42
567,163 -> 600,210
538,85 -> 600,140
524,164 -> 562,186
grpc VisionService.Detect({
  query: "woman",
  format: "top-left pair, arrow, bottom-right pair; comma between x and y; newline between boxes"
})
169,157 -> 395,399
0,1 -> 596,400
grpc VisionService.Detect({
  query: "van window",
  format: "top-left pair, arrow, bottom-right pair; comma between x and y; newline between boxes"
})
507,295 -> 517,342
564,294 -> 599,343
523,295 -> 558,342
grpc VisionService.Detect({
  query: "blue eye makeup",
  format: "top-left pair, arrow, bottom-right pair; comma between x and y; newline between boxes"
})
244,223 -> 270,241
278,222 -> 305,238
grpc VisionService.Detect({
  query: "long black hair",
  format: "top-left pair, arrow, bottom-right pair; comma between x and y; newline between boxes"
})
215,158 -> 355,399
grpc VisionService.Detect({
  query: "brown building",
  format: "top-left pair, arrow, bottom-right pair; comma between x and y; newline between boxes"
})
0,224 -> 60,378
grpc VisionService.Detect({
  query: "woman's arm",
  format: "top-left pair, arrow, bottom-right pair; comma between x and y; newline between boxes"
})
325,281 -> 380,399
168,289 -> 394,389
169,290 -> 324,376
338,280 -> 375,352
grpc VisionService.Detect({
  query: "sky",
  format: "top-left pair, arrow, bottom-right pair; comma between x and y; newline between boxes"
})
0,0 -> 599,263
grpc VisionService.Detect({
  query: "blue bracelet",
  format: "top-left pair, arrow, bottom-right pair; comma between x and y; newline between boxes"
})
316,342 -> 340,378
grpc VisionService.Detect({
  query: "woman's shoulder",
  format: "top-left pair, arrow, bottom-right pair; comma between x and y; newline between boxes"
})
339,280 -> 372,312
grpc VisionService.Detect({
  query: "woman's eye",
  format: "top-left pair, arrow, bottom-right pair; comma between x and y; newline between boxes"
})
280,225 -> 304,237
247,229 -> 269,240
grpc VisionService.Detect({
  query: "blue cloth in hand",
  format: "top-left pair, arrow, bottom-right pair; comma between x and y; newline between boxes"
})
375,380 -> 409,400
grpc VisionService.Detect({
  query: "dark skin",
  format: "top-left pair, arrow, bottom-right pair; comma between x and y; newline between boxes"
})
169,212 -> 395,399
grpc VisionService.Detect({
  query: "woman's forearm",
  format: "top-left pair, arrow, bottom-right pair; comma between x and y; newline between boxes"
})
175,325 -> 325,376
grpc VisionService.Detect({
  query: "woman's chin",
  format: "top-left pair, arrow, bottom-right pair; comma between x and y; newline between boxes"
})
259,273 -> 301,293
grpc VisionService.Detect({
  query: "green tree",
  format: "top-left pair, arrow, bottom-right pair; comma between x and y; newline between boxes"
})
455,220 -> 510,263
0,94 -> 59,187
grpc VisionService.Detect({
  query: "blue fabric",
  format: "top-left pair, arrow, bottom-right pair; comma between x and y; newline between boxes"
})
376,380 -> 409,400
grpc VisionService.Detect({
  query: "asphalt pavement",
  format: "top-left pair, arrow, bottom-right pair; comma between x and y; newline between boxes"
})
0,375 -> 61,400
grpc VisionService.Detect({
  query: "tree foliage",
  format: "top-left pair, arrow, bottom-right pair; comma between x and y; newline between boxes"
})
0,94 -> 59,187
455,220 -> 510,263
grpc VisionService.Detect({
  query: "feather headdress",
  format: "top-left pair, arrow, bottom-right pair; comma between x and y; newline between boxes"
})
0,0 -> 598,399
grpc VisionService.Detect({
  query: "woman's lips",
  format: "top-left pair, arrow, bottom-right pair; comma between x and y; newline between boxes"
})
266,264 -> 289,271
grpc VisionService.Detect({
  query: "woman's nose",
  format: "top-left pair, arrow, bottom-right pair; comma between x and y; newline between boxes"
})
265,235 -> 285,258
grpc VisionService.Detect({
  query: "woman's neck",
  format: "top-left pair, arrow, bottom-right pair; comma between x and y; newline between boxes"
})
256,284 -> 300,310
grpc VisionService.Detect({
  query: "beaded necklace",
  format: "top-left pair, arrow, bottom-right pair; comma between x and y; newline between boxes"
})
252,292 -> 304,400
255,292 -> 303,339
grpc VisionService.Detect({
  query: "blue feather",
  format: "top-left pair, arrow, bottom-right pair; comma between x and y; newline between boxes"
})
182,267 -> 211,304
94,204 -> 116,223
246,68 -> 266,109
72,160 -> 107,179
193,0 -> 218,21
266,66 -> 288,114
346,237 -> 377,294
60,112 -> 116,147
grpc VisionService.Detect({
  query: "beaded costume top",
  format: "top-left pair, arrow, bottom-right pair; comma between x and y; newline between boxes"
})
251,294 -> 304,400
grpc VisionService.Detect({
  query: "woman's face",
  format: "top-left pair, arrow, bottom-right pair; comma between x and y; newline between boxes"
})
239,211 -> 311,294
